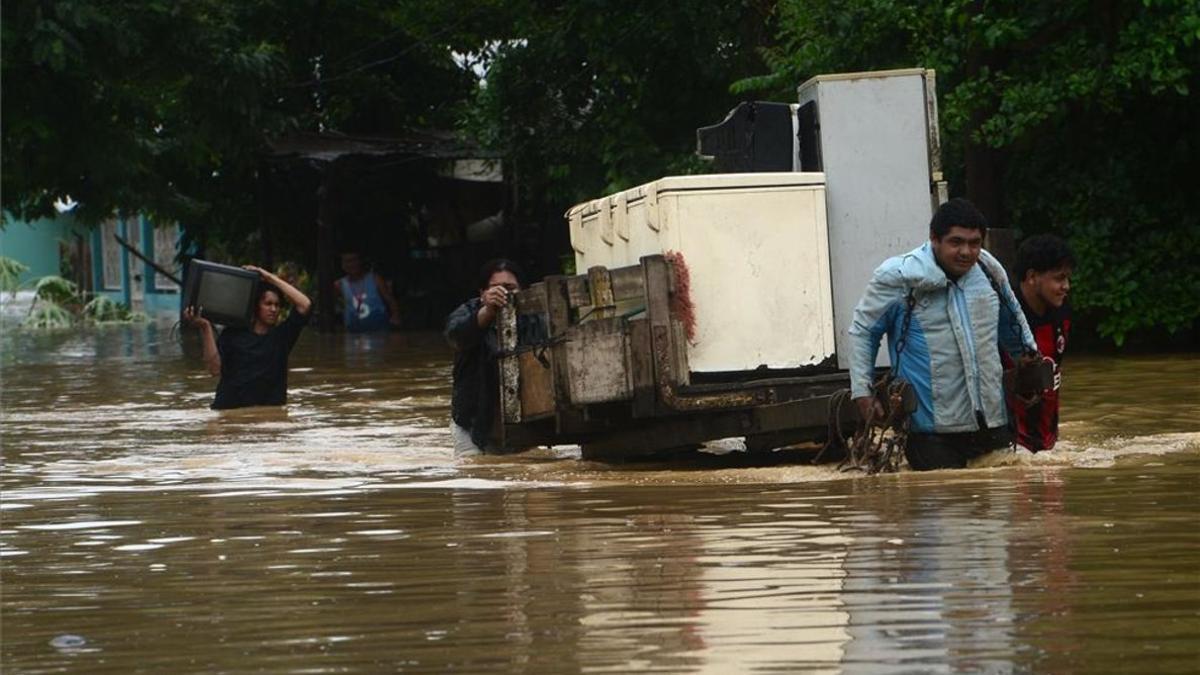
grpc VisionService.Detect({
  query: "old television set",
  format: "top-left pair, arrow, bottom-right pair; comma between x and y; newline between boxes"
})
182,259 -> 259,328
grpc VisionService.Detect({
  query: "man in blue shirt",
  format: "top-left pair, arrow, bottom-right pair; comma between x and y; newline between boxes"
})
335,250 -> 401,332
848,199 -> 1038,470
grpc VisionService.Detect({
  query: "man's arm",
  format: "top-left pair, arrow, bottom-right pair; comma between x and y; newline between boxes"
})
183,306 -> 221,376
247,265 -> 313,316
847,265 -> 904,416
445,301 -> 485,351
445,288 -> 510,350
374,273 -> 402,327
979,250 -> 1036,356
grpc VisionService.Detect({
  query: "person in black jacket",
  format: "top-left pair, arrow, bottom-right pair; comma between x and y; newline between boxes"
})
184,265 -> 312,410
444,259 -> 523,456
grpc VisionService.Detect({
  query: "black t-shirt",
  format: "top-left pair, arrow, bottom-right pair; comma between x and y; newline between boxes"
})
211,310 -> 308,410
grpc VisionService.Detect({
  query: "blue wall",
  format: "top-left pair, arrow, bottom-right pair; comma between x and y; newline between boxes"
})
1,211 -> 183,316
89,215 -> 183,316
0,212 -> 86,284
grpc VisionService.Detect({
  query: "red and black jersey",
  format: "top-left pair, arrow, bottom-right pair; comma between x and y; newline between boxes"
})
1008,296 -> 1071,451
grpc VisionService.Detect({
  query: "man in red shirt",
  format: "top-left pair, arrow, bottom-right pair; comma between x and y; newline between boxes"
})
1009,234 -> 1075,451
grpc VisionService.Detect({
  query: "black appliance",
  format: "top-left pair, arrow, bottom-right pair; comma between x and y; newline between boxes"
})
182,259 -> 260,327
696,101 -> 797,173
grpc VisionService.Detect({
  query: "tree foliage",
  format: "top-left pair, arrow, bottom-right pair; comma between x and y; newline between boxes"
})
6,1 -> 1196,344
2,0 -> 480,245
738,0 -> 1200,344
463,1 -> 774,216
0,256 -> 31,295
15,274 -> 147,329
4,1 -> 289,227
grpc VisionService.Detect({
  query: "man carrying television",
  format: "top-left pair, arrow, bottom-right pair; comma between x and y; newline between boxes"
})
183,265 -> 312,409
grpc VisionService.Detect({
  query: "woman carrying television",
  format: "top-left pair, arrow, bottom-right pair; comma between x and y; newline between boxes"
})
183,265 -> 312,409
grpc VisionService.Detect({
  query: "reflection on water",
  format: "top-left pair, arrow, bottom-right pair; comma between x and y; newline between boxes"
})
2,325 -> 1198,672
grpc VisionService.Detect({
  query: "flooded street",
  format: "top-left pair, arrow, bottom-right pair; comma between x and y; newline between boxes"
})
2,322 -> 1198,673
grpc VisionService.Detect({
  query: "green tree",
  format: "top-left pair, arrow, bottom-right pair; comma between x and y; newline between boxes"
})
738,0 -> 1200,344
3,1 -> 290,227
462,1 -> 775,257
2,0 -> 481,254
4,1 -> 774,273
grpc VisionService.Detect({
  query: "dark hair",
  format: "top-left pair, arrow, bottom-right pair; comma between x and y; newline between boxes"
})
257,283 -> 282,303
1014,234 -> 1075,283
340,250 -> 369,266
477,258 -> 523,290
930,198 -> 988,239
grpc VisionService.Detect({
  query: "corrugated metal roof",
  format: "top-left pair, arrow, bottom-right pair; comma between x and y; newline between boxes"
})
266,130 -> 499,162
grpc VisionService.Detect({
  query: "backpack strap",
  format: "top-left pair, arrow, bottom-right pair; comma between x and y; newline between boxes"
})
889,287 -> 918,375
978,261 -> 1037,357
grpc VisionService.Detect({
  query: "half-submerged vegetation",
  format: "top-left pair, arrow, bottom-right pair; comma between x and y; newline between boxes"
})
1,256 -> 149,330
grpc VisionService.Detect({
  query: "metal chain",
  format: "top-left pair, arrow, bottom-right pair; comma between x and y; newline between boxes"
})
890,289 -> 918,374
817,379 -> 913,474
816,288 -> 920,473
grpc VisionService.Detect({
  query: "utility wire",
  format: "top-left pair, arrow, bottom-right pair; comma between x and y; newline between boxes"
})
288,3 -> 493,89
305,0 -> 671,173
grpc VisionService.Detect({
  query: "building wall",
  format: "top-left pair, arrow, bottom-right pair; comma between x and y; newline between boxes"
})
0,210 -> 184,317
0,212 -> 87,284
89,215 -> 183,316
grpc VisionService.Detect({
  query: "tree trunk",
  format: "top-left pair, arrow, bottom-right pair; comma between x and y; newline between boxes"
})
316,159 -> 344,332
964,137 -> 1006,229
962,0 -> 1007,229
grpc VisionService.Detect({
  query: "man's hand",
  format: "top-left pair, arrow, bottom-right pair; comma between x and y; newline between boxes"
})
481,285 -> 510,309
243,264 -> 271,281
475,286 -> 511,328
1016,351 -> 1042,369
182,305 -> 212,331
854,395 -> 884,422
244,263 -> 312,315
185,305 -> 221,376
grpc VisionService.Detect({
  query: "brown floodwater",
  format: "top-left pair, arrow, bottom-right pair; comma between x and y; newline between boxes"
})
2,321 -> 1198,673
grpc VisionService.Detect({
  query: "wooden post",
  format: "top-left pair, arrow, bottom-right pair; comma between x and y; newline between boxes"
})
642,254 -> 673,412
78,233 -> 93,295
498,302 -> 521,424
629,317 -> 655,418
544,274 -> 583,433
256,164 -> 274,271
315,159 -> 342,332
587,265 -> 615,319
985,228 -> 1017,282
